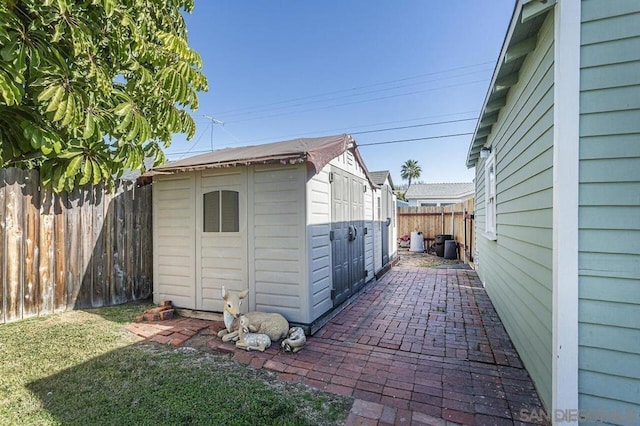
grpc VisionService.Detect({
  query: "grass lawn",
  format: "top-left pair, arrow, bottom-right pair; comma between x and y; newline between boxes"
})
0,303 -> 352,425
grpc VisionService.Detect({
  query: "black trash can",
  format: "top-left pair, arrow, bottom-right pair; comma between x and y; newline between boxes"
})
435,234 -> 453,257
444,240 -> 458,260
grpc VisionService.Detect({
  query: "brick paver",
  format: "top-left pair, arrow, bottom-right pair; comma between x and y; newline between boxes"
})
128,267 -> 547,425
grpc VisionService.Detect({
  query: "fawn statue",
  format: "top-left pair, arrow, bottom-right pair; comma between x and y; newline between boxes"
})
217,286 -> 289,343
235,315 -> 272,352
281,327 -> 306,353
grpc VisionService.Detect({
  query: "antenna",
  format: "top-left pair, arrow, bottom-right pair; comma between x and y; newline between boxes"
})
203,115 -> 224,150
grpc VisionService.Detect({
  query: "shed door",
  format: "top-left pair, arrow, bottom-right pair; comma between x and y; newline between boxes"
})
196,170 -> 247,311
331,169 -> 365,306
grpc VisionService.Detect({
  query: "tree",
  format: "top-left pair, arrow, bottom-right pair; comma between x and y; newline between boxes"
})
400,159 -> 421,188
0,0 -> 207,191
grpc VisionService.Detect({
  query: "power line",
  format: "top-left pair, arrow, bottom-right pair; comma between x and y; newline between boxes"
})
351,118 -> 477,135
216,68 -> 492,120
226,79 -> 487,124
231,110 -> 479,146
358,133 -> 474,147
210,60 -> 495,117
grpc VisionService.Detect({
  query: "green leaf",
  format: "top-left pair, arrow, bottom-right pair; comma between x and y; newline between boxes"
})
82,113 -> 95,139
38,85 -> 59,103
52,97 -> 67,122
66,156 -> 83,177
79,158 -> 92,186
45,87 -> 65,113
113,102 -> 132,116
91,159 -> 102,185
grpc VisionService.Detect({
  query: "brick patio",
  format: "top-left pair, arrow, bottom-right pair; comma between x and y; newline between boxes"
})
127,266 -> 546,425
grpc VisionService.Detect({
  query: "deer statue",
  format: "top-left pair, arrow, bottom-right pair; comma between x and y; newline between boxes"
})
217,286 -> 289,343
235,315 -> 271,352
281,327 -> 306,353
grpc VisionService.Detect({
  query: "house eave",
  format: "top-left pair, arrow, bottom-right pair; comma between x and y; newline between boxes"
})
466,0 -> 552,168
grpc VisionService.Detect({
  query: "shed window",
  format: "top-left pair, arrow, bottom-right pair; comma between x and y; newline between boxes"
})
203,190 -> 239,232
484,153 -> 497,240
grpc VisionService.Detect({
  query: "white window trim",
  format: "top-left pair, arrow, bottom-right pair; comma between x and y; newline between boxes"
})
483,152 -> 497,240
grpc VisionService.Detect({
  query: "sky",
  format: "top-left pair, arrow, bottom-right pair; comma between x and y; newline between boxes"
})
165,1 -> 516,186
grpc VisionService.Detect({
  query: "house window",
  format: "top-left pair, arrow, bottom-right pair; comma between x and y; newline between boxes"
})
484,153 -> 497,240
203,190 -> 239,232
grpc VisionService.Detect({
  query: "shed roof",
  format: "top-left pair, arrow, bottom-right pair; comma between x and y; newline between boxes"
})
146,134 -> 375,186
404,183 -> 474,200
369,170 -> 394,189
466,0 -> 554,167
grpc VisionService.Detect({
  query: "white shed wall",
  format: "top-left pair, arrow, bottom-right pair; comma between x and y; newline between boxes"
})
249,164 -> 307,322
152,174 -> 196,308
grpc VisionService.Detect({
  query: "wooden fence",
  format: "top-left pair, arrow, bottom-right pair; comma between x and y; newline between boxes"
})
397,198 -> 475,263
0,167 -> 152,324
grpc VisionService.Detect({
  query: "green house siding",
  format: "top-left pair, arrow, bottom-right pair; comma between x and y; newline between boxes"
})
475,12 -> 554,406
578,0 -> 640,418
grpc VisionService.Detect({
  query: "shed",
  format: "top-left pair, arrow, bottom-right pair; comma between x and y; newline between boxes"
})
150,134 -> 396,332
369,170 -> 398,271
466,0 -> 640,419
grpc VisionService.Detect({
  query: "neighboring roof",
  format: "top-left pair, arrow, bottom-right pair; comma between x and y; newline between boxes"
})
369,170 -> 394,189
466,0 -> 553,167
396,200 -> 410,207
146,134 -> 374,186
404,183 -> 474,200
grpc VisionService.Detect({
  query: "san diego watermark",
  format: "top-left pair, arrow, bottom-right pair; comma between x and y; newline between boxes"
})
519,408 -> 637,424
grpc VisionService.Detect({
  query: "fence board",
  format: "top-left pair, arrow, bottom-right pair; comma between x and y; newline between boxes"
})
0,168 -> 152,323
398,198 -> 475,263
78,188 -> 94,309
39,187 -> 54,315
0,169 -> 5,324
65,188 -> 81,309
53,192 -> 67,313
124,181 -> 134,301
23,171 -> 40,318
5,168 -> 23,322
113,181 -> 125,303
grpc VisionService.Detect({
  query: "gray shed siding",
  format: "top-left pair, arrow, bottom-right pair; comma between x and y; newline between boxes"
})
307,167 -> 333,321
578,1 -> 640,417
475,12 -> 554,406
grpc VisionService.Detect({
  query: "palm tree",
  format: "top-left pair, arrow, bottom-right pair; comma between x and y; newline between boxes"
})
401,159 -> 422,188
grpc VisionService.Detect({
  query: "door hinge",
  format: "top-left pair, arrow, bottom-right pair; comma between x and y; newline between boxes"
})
363,227 -> 368,235
329,230 -> 334,241
329,172 -> 334,183
364,270 -> 368,278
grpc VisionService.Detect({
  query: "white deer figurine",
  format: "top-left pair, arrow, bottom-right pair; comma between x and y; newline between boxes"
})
217,286 -> 289,343
235,315 -> 271,352
281,327 -> 306,353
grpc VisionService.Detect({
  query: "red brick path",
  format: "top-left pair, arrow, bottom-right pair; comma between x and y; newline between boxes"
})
128,267 -> 546,425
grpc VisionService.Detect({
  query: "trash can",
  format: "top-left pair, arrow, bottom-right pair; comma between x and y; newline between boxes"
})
435,234 -> 453,257
444,240 -> 458,260
410,231 -> 425,252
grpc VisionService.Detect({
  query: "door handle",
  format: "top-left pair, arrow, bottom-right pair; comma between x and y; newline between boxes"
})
348,225 -> 357,241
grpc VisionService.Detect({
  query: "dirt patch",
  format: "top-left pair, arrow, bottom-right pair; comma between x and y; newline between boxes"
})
396,247 -> 465,268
